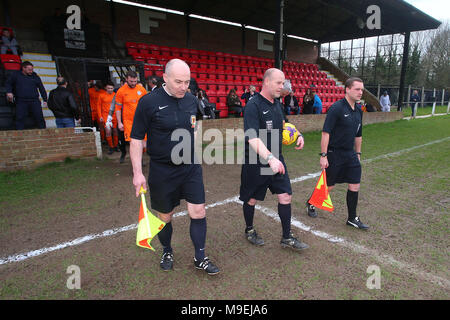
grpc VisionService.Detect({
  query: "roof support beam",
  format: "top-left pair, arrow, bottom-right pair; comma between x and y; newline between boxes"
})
274,0 -> 285,70
397,31 -> 410,111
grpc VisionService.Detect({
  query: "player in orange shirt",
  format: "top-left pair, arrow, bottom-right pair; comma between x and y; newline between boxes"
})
88,80 -> 106,142
115,71 -> 147,162
97,81 -> 119,154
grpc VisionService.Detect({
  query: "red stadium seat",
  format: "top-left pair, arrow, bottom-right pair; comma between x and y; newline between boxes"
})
127,48 -> 138,56
1,54 -> 21,63
126,42 -> 138,49
218,109 -> 228,118
208,85 -> 217,97
226,85 -> 236,92
217,86 -> 227,96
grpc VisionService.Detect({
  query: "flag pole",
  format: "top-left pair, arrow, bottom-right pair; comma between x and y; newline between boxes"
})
140,187 -> 152,239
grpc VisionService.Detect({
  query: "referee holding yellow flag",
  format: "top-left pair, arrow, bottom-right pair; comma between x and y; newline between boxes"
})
306,77 -> 369,230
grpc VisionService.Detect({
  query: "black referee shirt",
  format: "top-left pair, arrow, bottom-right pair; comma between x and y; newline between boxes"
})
244,93 -> 285,164
322,98 -> 362,152
130,86 -> 198,164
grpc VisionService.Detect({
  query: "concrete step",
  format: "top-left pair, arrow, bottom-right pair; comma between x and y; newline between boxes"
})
42,108 -> 54,117
34,67 -> 57,76
27,60 -> 56,68
322,71 -> 344,87
45,117 -> 56,128
22,52 -> 53,61
43,83 -> 57,91
40,76 -> 57,83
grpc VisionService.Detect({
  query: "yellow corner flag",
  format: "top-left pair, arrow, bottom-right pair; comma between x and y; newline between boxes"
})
308,170 -> 334,212
136,187 -> 166,251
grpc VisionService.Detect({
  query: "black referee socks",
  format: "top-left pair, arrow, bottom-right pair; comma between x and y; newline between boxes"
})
346,190 -> 359,221
190,217 -> 207,261
243,202 -> 255,232
157,222 -> 173,254
278,203 -> 292,239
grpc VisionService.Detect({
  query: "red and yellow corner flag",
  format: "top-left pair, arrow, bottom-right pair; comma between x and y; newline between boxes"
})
136,187 -> 166,251
308,170 -> 334,212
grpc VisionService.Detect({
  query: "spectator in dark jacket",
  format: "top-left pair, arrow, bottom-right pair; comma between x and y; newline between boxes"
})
302,88 -> 314,114
189,77 -> 199,96
48,77 -> 79,128
1,28 -> 19,55
284,91 -> 300,115
196,89 -> 216,119
5,61 -> 47,129
241,85 -> 258,104
227,88 -> 243,117
410,90 -> 420,117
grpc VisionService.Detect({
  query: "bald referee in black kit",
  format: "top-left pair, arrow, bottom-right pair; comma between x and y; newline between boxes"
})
239,68 -> 309,251
130,59 -> 220,275
306,77 -> 369,230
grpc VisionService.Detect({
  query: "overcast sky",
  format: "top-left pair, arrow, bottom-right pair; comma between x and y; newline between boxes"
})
324,0 -> 448,50
405,0 -> 449,22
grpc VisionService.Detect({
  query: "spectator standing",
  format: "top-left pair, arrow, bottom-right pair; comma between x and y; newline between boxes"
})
5,61 -> 47,129
311,86 -> 323,114
379,91 -> 391,112
188,77 -> 199,96
147,76 -> 158,92
48,77 -> 79,128
410,90 -> 420,117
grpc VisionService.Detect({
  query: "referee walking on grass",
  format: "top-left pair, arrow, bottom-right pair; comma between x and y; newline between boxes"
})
130,59 -> 220,275
239,68 -> 309,251
306,77 -> 369,230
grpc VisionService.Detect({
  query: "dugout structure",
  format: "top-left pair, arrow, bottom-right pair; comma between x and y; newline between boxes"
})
54,57 -> 145,127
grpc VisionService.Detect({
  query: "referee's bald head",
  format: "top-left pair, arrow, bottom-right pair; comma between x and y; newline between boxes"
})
262,68 -> 285,99
263,68 -> 284,82
163,58 -> 191,98
165,59 -> 190,76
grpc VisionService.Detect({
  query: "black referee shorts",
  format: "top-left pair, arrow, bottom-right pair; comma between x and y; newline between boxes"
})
148,161 -> 205,214
239,156 -> 292,203
325,150 -> 361,186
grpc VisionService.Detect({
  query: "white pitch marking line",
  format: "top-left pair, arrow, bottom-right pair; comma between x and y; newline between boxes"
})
246,202 -> 450,289
0,137 -> 449,267
0,196 -> 239,266
0,224 -> 138,265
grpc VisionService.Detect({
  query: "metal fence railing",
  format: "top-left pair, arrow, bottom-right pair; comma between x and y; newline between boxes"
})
365,85 -> 449,109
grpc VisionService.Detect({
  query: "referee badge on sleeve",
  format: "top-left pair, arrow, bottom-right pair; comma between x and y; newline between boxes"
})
191,115 -> 196,128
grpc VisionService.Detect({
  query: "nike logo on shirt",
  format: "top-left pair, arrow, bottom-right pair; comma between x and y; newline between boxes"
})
263,110 -> 269,114
159,105 -> 169,110
344,114 -> 350,117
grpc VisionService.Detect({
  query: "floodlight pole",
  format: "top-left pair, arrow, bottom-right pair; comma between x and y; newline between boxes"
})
274,0 -> 284,70
397,31 -> 410,111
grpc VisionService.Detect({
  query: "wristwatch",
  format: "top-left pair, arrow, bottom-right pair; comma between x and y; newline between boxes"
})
266,153 -> 274,161
319,152 -> 327,157
356,152 -> 362,155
